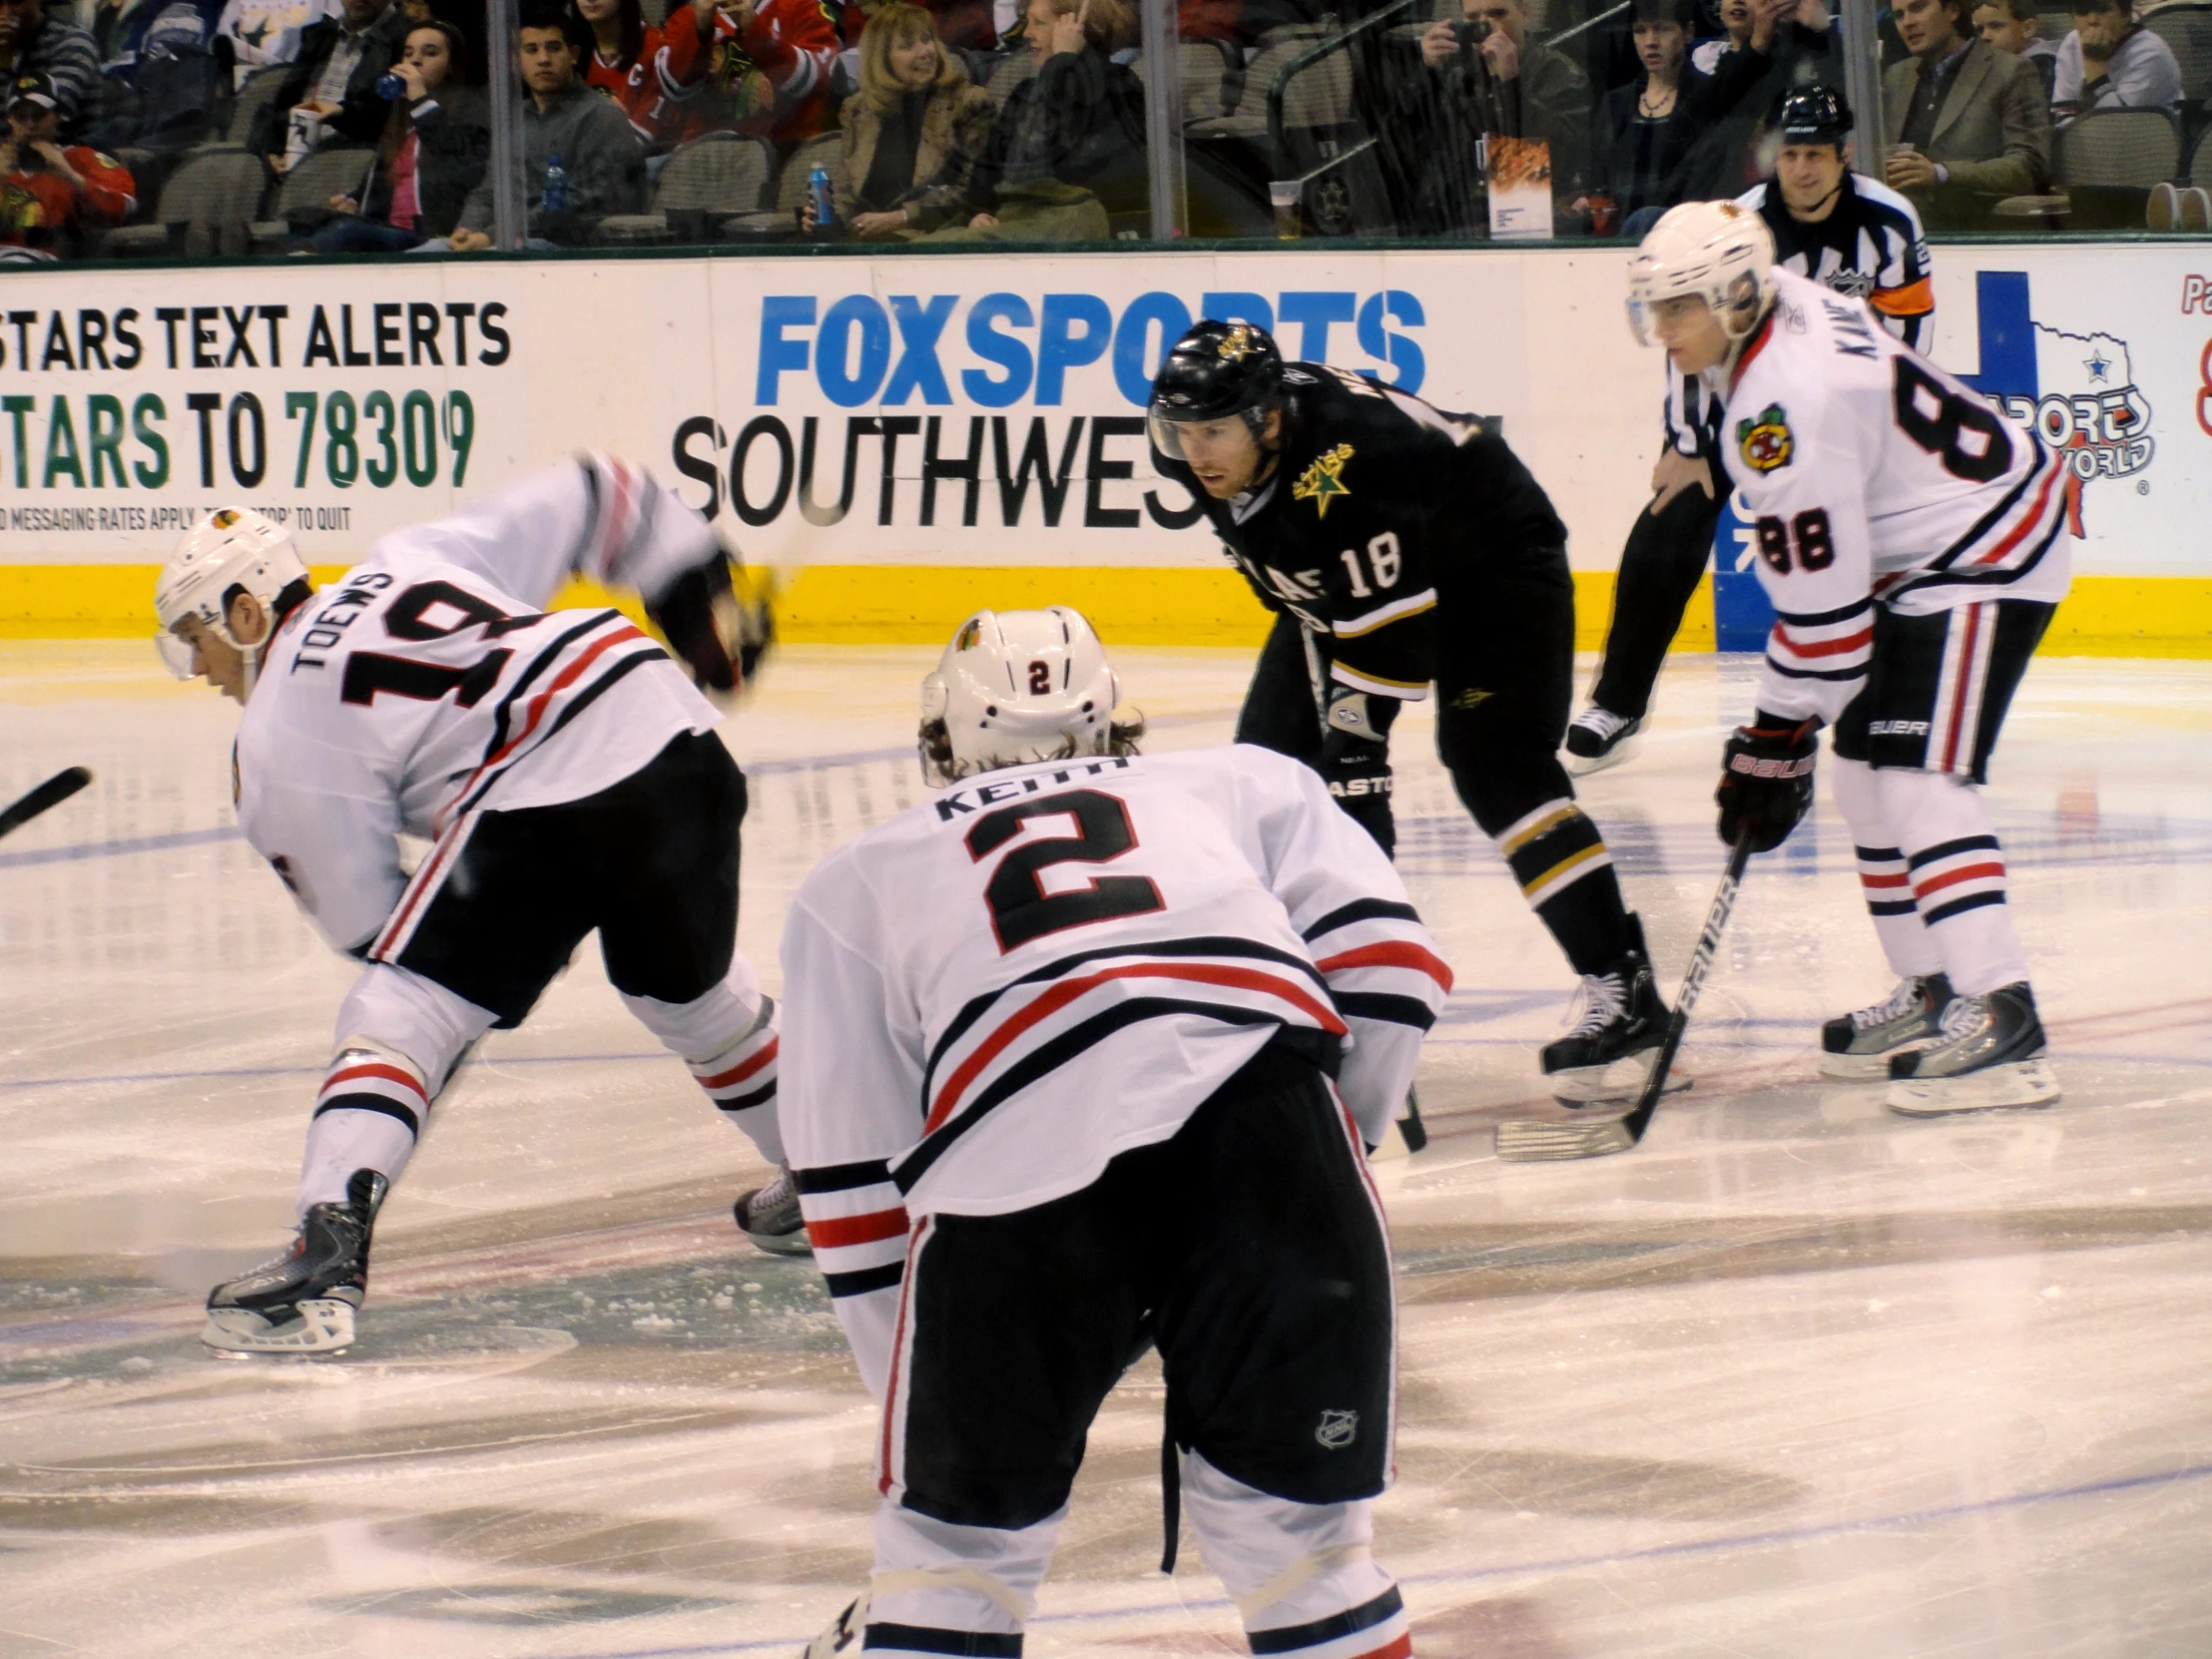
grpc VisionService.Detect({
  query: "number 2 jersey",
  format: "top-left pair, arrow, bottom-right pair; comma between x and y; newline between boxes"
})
1714,268 -> 2071,726
1151,363 -> 1568,702
233,458 -> 724,957
777,745 -> 1450,1387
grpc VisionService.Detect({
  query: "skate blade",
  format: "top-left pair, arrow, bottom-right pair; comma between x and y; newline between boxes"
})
1549,1051 -> 1691,1106
745,1228 -> 815,1258
1564,739 -> 1635,779
1886,1058 -> 2060,1117
201,1298 -> 356,1355
1496,1116 -> 1637,1162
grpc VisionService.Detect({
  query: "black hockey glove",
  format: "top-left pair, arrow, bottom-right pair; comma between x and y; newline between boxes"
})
1320,689 -> 1398,858
646,555 -> 774,698
1715,713 -> 1820,853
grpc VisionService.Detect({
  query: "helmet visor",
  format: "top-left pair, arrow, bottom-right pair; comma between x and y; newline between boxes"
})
1147,406 -> 1268,468
154,628 -> 198,680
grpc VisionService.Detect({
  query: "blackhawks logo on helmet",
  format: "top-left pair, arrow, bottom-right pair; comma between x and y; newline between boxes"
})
1293,443 -> 1355,518
1737,403 -> 1793,472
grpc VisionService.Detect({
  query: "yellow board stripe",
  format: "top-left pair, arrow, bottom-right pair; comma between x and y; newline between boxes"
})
5,565 -> 2211,658
1523,841 -> 1609,902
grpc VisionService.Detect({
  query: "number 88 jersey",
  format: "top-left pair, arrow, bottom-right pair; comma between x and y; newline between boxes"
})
1717,268 -> 2072,726
777,745 -> 1451,1227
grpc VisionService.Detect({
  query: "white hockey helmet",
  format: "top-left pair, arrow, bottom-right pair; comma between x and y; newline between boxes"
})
918,607 -> 1140,786
153,506 -> 309,683
1626,200 -> 1777,348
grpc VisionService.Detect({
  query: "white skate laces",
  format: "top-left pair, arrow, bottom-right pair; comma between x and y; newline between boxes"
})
1853,977 -> 1929,1031
1563,972 -> 1628,1038
1934,992 -> 1987,1041
1570,709 -> 1630,743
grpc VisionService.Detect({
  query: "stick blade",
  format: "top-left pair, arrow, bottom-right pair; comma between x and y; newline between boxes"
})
1493,1115 -> 1638,1163
0,766 -> 92,840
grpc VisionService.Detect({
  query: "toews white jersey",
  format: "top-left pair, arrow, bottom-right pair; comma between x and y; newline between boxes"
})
235,459 -> 722,957
1714,269 -> 2071,724
779,745 -> 1449,1384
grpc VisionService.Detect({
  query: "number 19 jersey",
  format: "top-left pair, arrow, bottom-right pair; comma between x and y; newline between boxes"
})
1715,269 -> 2072,726
778,746 -> 1451,1234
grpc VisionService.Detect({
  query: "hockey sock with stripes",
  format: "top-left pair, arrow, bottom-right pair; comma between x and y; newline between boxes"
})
1179,1451 -> 1409,1659
299,1044 -> 427,1217
862,1502 -> 1054,1656
1876,767 -> 2030,996
1494,798 -> 1631,976
1830,755 -> 1942,978
686,1011 -> 782,1165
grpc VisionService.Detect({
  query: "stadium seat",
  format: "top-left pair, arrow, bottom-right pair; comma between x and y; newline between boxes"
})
2142,2 -> 2212,106
595,131 -> 775,244
1129,37 -> 1244,122
722,130 -> 845,238
254,143 -> 378,249
2057,105 -> 2182,186
104,143 -> 269,256
225,65 -> 291,148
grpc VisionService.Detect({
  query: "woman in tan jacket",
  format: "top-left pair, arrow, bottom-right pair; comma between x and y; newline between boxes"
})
821,3 -> 993,238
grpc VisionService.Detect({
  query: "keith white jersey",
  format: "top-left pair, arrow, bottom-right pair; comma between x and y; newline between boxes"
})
1714,269 -> 2072,724
234,459 -> 722,956
779,745 -> 1449,1350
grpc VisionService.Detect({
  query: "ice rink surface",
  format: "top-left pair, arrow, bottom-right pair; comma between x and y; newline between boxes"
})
4,639 -> 2211,1659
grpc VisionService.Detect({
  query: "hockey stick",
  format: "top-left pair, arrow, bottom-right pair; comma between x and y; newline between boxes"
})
0,767 -> 92,842
1494,826 -> 1754,1163
1396,1086 -> 1428,1153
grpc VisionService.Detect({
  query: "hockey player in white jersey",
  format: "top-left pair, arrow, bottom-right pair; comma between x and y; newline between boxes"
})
154,458 -> 788,1355
1628,201 -> 2069,1113
780,608 -> 1449,1659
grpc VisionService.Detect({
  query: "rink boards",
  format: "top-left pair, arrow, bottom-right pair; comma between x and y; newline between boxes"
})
0,240 -> 2206,652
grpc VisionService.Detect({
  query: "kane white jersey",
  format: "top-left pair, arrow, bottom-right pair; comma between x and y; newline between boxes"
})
234,458 -> 723,956
779,745 -> 1449,1382
1714,269 -> 2072,725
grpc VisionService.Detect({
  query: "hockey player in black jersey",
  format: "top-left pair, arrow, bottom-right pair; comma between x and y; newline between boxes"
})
1567,82 -> 1936,774
1148,319 -> 1669,1102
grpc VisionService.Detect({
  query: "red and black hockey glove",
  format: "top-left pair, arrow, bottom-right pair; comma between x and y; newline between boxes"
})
646,555 -> 774,698
1715,713 -> 1819,853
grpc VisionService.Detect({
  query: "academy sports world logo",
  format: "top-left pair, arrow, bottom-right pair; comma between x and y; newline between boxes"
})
1960,271 -> 2153,533
1736,403 -> 1793,472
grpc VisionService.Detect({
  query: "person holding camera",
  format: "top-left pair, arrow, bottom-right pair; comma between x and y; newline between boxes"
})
1414,0 -> 1591,223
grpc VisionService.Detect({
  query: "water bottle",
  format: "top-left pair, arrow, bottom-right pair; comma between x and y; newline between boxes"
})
808,166 -> 833,231
374,71 -> 405,100
543,154 -> 568,215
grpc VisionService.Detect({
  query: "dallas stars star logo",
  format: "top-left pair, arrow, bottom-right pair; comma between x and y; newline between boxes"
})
1293,443 -> 1355,518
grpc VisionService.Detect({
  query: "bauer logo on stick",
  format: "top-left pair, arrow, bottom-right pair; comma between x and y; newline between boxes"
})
1737,404 -> 1794,472
1293,443 -> 1356,518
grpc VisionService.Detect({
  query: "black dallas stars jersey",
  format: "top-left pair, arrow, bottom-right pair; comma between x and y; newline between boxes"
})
1154,364 -> 1568,701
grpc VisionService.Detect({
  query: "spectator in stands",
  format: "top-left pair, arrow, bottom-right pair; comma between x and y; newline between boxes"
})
1883,0 -> 2049,225
0,0 -> 100,140
803,2 -> 990,237
85,0 -> 224,155
581,0 -> 722,149
1592,0 -> 1710,226
447,0 -> 644,248
1974,0 -> 2058,100
314,18 -> 484,250
1417,0 -> 1592,197
701,0 -> 841,146
1669,0 -> 1833,201
0,71 -> 134,254
915,0 -> 1141,241
249,0 -> 408,171
2051,0 -> 2182,118
217,0 -> 336,89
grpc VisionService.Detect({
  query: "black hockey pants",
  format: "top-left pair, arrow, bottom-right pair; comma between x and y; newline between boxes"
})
1587,464 -> 1724,722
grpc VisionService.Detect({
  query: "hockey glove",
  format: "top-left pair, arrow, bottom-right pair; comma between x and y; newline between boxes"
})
646,555 -> 774,699
1320,689 -> 1398,858
1716,713 -> 1819,853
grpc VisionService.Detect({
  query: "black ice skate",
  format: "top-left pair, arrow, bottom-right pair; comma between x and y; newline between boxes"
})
1563,708 -> 1641,776
203,1168 -> 384,1355
1819,973 -> 1953,1079
1540,917 -> 1682,1104
1887,982 -> 2059,1116
735,1166 -> 812,1256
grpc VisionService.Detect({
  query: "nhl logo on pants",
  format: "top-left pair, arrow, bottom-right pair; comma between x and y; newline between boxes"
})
1316,1408 -> 1360,1449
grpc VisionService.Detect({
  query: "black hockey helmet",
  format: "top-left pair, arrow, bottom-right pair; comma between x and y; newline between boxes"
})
1776,83 -> 1852,150
1147,319 -> 1286,462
